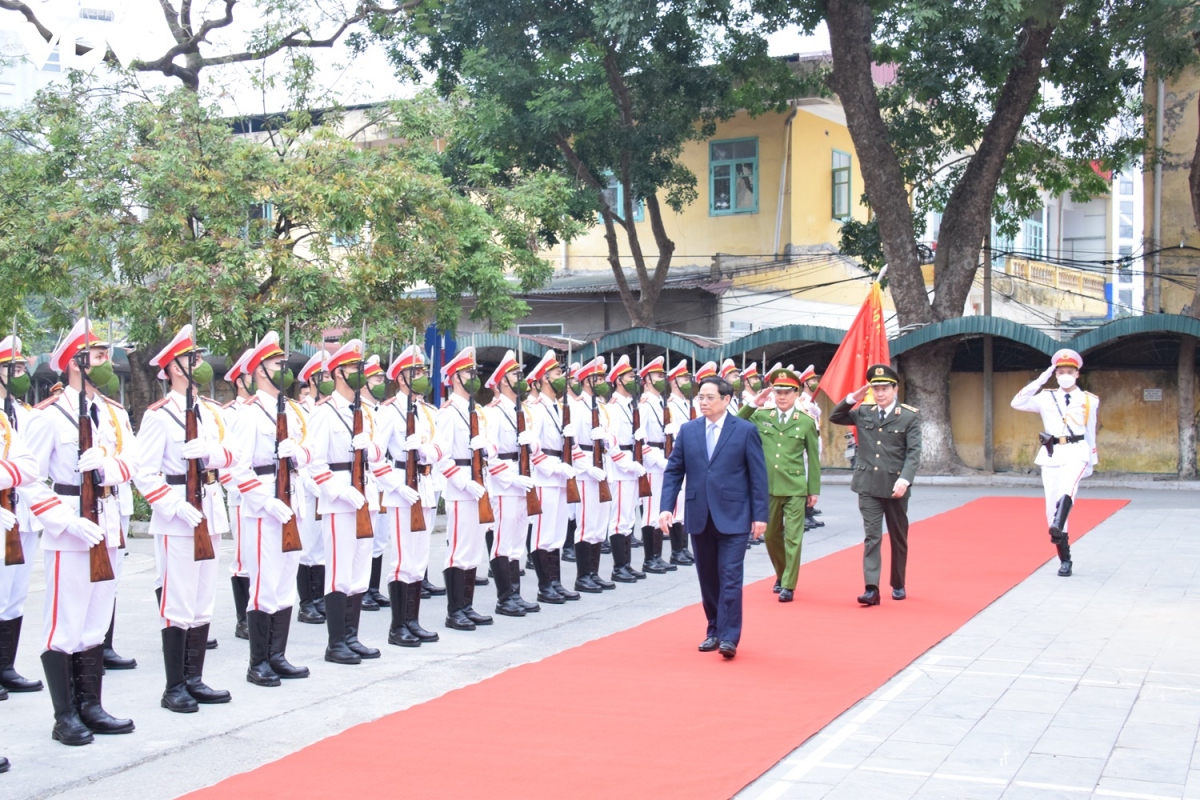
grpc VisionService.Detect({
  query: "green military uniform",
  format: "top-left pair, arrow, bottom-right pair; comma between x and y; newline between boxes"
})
829,366 -> 921,597
737,375 -> 820,593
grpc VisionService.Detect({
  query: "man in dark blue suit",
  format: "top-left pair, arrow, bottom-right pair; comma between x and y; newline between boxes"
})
659,376 -> 769,659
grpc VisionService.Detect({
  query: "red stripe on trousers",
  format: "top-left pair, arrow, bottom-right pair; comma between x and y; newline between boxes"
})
45,552 -> 61,649
253,519 -> 262,610
330,514 -> 338,591
534,489 -> 544,549
161,537 -> 170,626
449,502 -> 459,569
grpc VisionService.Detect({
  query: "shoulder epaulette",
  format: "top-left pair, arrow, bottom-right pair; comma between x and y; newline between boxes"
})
901,403 -> 919,412
381,396 -> 397,407
440,400 -> 451,409
101,396 -> 124,410
201,396 -> 217,404
315,396 -> 333,406
486,398 -> 501,407
221,399 -> 236,409
798,407 -> 817,420
34,396 -> 58,410
21,402 -> 31,411
147,397 -> 170,411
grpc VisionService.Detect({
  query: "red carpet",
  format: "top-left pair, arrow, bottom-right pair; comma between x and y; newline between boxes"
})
185,497 -> 1126,799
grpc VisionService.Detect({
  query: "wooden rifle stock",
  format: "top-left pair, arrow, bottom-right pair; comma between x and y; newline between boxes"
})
560,397 -> 581,504
405,395 -> 426,532
468,395 -> 495,524
590,396 -> 612,503
2,490 -> 21,566
351,403 -> 373,538
275,403 -> 303,553
184,404 -> 216,561
515,390 -> 541,517
631,397 -> 652,498
661,393 -> 674,459
78,400 -> 114,581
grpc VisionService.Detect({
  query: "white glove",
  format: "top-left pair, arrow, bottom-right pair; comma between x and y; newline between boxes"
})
513,475 -> 535,491
181,438 -> 208,461
335,485 -> 366,509
396,484 -> 421,506
590,426 -> 605,441
174,502 -> 204,528
76,446 -> 105,473
557,463 -> 577,480
66,517 -> 105,546
352,432 -> 372,451
664,423 -> 681,437
625,461 -> 647,478
0,506 -> 16,531
583,466 -> 607,482
463,480 -> 487,500
469,435 -> 488,451
403,433 -> 425,451
516,430 -> 536,447
633,428 -> 646,442
1037,365 -> 1056,385
264,498 -> 295,524
277,438 -> 299,459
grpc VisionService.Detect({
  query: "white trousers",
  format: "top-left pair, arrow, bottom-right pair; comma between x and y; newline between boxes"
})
0,529 -> 38,621
372,500 -> 391,558
641,471 -> 664,529
443,499 -> 486,571
531,486 -> 568,552
230,504 -> 250,578
242,514 -> 301,614
609,478 -> 638,538
323,511 -> 372,595
157,533 -> 222,629
1042,461 -> 1090,531
577,479 -> 612,545
382,505 -> 431,584
42,547 -> 118,653
490,494 -> 528,561
299,493 -> 324,567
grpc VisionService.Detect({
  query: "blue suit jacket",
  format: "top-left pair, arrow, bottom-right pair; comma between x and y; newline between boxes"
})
659,413 -> 769,535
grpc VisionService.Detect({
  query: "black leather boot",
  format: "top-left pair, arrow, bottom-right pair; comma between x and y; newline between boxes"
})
589,540 -> 616,590
231,575 -> 250,639
532,549 -> 564,604
73,646 -> 134,734
388,582 -> 420,647
491,556 -> 525,617
641,526 -> 666,574
185,623 -> 231,701
600,535 -> 612,554
41,650 -> 93,745
610,534 -> 638,583
246,610 -> 281,686
423,569 -> 445,597
268,610 -> 309,678
562,518 -> 576,562
102,605 -> 136,670
573,542 -> 602,593
669,523 -> 694,566
296,565 -> 324,624
160,628 -> 198,712
364,555 -> 388,609
1056,541 -> 1073,577
403,581 -> 439,641
462,569 -> 494,625
323,592 -> 361,665
548,549 -> 580,600
0,756 -> 8,771
444,568 -> 476,630
0,617 -> 43,691
655,526 -> 676,571
1050,495 -> 1073,541
311,566 -> 327,616
510,559 -> 540,612
345,594 -> 381,658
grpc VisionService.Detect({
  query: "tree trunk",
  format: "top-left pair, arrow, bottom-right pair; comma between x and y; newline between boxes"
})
899,340 -> 968,474
125,349 -> 163,431
1181,336 -> 1197,478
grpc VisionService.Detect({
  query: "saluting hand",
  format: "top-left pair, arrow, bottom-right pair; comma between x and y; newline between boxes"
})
849,384 -> 870,405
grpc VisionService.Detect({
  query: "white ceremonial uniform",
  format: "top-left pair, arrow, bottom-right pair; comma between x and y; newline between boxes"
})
667,394 -> 691,522
527,394 -> 571,552
220,397 -> 253,580
569,395 -> 614,546
483,395 -> 537,562
26,388 -> 135,651
799,391 -> 823,457
434,394 -> 490,571
0,404 -> 42,621
227,391 -> 316,614
605,393 -> 641,540
637,394 -> 670,531
1011,382 -> 1099,531
297,396 -> 325,568
308,393 -> 384,595
373,394 -> 441,584
135,392 -> 233,630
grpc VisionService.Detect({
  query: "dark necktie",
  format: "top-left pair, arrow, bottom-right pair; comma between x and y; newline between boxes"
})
1064,393 -> 1071,406
89,402 -> 100,427
879,408 -> 886,423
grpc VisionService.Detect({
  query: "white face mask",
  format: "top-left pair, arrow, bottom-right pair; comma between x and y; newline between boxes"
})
1057,374 -> 1076,390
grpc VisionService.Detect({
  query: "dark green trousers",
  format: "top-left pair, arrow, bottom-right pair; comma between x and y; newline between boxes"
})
858,494 -> 909,590
765,495 -> 807,590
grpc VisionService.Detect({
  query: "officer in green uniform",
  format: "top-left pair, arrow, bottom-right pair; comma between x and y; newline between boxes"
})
737,367 -> 820,602
829,364 -> 921,606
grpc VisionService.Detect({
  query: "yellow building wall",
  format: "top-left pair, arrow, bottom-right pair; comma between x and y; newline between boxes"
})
789,107 -> 869,247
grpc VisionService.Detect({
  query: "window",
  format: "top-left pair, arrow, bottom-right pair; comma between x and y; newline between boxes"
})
1119,177 -> 1134,195
331,232 -> 361,247
832,150 -> 852,219
710,139 -> 758,215
599,175 -> 643,223
80,7 -> 115,20
517,323 -> 563,336
42,50 -> 61,73
1118,201 -> 1134,240
1022,209 -> 1045,258
1118,289 -> 1133,307
729,321 -> 753,332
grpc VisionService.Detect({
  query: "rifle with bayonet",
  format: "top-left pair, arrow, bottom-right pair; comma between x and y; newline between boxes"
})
278,320 -> 302,553
515,344 -> 541,516
468,379 -> 495,525
404,345 -> 427,532
351,355 -> 373,539
185,311 -> 215,562
2,314 -> 22,567
630,355 -> 652,499
590,389 -> 612,503
79,301 -> 115,581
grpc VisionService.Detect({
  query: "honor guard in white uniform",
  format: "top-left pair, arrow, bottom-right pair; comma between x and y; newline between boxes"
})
567,357 -> 617,594
604,356 -> 647,584
1010,349 -> 1098,577
371,345 -> 442,646
221,349 -> 255,640
740,363 -> 763,408
306,339 -> 384,664
665,359 -> 695,566
26,319 -> 134,744
136,325 -> 233,713
720,360 -> 742,412
560,362 -> 583,564
97,374 -> 139,670
294,350 -> 328,625
796,365 -> 826,533
0,335 -> 45,696
481,351 -> 541,618
359,355 -> 392,612
635,355 -> 673,574
227,332 -> 315,686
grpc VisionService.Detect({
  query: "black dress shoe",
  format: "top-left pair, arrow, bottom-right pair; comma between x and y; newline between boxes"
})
892,588 -> 906,600
360,593 -> 380,611
206,639 -> 218,650
698,637 -> 719,652
718,641 -> 737,659
1058,561 -> 1072,577
778,588 -> 794,602
772,579 -> 781,594
857,587 -> 881,606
